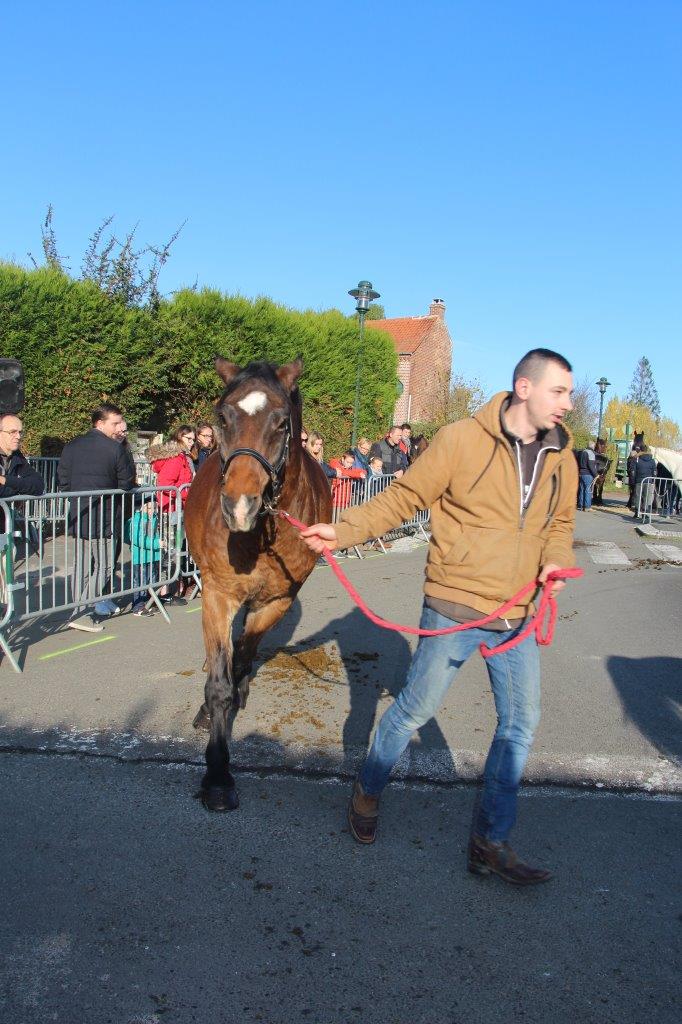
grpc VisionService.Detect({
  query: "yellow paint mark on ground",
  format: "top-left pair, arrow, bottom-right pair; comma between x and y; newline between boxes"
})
39,636 -> 116,660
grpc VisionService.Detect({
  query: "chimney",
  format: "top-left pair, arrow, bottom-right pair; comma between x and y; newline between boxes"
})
429,298 -> 446,319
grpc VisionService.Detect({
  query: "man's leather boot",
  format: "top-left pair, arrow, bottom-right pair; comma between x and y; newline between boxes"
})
468,834 -> 552,885
347,779 -> 379,844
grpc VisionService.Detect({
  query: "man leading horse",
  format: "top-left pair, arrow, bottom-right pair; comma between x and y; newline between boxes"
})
301,348 -> 577,886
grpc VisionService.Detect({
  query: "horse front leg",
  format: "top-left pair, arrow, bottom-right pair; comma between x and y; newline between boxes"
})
198,585 -> 239,812
233,594 -> 296,709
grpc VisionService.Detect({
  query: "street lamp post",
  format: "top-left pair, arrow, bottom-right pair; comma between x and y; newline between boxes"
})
596,376 -> 611,441
348,279 -> 380,446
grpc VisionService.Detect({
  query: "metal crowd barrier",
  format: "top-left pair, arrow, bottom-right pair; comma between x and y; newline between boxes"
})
0,469 -> 434,671
330,473 -> 431,556
133,457 -> 156,486
636,476 -> 682,524
178,483 -> 202,596
28,456 -> 60,492
27,457 -> 67,525
0,486 -> 182,673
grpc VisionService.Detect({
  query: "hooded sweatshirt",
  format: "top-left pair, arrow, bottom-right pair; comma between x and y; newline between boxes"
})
334,392 -> 577,619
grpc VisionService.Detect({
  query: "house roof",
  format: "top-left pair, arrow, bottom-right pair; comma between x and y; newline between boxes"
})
367,315 -> 438,355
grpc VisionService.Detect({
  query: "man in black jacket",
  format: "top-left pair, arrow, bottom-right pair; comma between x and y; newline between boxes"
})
0,415 -> 45,502
632,445 -> 656,519
58,403 -> 135,631
369,426 -> 407,477
0,416 -> 45,610
576,445 -> 599,510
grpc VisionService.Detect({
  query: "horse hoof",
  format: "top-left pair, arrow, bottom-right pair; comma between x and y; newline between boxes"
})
192,705 -> 211,731
199,784 -> 239,812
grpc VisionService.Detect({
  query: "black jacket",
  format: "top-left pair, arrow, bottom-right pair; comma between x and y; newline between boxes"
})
577,448 -> 598,477
58,429 -> 135,538
0,451 -> 45,500
633,454 -> 656,488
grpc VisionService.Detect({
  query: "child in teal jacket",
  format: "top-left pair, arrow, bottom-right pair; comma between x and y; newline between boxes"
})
126,501 -> 164,615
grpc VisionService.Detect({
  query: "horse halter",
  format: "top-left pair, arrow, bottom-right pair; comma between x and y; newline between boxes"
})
219,415 -> 292,514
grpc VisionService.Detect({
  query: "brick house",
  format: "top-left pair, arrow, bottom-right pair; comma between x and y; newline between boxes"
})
367,299 -> 452,423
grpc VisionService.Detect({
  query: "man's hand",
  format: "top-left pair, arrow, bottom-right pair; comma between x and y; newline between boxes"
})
300,523 -> 338,554
538,563 -> 565,596
0,475 -> 5,486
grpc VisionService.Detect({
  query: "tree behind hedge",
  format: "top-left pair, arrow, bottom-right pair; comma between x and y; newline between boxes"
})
0,263 -> 397,456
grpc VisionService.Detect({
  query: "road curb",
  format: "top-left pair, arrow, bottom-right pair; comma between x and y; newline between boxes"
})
2,727 -> 680,795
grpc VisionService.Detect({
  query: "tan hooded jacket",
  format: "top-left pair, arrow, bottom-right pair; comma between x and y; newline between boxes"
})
334,392 -> 578,618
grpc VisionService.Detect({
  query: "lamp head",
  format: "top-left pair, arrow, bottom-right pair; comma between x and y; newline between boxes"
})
348,280 -> 380,313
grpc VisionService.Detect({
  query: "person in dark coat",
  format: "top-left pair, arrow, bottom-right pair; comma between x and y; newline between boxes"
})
58,402 -> 135,631
576,445 -> 598,510
0,416 -> 45,500
350,437 -> 371,473
369,426 -> 407,477
0,415 -> 45,535
632,446 -> 656,519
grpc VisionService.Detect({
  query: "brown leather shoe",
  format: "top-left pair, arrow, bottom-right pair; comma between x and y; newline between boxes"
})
347,780 -> 379,844
467,834 -> 552,886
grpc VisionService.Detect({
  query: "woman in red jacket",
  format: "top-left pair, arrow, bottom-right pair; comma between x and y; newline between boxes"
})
328,450 -> 366,512
148,425 -> 196,510
147,425 -> 196,601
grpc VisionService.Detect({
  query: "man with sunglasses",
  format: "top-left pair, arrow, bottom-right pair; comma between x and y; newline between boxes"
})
0,415 -> 44,500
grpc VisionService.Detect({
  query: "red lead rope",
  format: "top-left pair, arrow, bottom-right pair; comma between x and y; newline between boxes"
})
279,510 -> 583,659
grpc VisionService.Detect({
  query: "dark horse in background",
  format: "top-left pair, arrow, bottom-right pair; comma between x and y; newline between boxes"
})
409,434 -> 429,462
184,357 -> 332,811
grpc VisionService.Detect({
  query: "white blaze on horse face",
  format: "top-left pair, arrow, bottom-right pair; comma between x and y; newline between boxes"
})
237,390 -> 268,416
232,494 -> 252,530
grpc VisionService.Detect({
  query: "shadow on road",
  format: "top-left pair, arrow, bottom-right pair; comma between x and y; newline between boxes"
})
261,602 -> 458,778
607,655 -> 682,762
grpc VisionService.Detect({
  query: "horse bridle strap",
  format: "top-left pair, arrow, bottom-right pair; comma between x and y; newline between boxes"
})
219,418 -> 292,512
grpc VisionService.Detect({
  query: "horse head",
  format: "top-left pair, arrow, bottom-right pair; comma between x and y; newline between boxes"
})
214,356 -> 303,532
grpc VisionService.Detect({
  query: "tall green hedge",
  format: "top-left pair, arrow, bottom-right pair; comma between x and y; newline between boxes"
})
0,263 -> 397,456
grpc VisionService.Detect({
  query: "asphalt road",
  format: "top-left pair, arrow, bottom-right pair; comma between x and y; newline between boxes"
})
1,495 -> 680,1023
1,755 -> 679,1024
0,496 -> 679,791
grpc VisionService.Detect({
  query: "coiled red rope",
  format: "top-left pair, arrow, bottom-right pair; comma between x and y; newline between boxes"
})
280,510 -> 583,659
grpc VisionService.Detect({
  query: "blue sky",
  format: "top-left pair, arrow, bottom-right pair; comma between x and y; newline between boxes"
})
2,1 -> 680,421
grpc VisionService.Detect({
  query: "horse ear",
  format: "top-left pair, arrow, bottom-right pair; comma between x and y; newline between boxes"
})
214,356 -> 240,384
276,356 -> 304,393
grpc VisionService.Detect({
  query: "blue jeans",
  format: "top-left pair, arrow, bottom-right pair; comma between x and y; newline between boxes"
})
578,474 -> 593,510
359,603 -> 541,843
132,562 -> 152,607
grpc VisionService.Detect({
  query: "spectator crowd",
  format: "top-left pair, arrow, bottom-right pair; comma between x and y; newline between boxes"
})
1,405 -> 421,630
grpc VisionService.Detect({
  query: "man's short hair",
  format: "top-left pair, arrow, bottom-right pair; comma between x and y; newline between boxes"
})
342,449 -> 355,459
401,422 -> 411,430
389,424 -> 402,433
91,402 -> 122,426
512,349 -> 572,386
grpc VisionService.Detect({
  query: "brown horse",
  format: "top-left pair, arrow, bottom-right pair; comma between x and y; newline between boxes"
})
410,434 -> 429,462
184,356 -> 332,811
